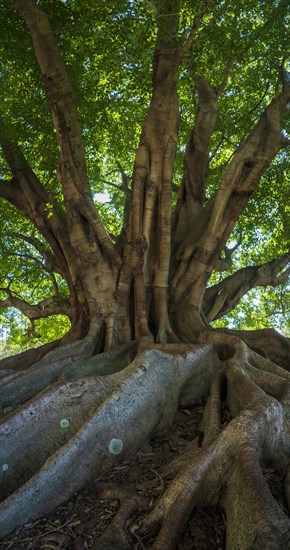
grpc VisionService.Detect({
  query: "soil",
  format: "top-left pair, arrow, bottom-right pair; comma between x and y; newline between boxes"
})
0,399 -> 284,549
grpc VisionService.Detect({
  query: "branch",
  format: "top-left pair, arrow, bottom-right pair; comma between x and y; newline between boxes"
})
181,73 -> 290,305
116,162 -> 130,193
9,232 -> 63,276
203,250 -> 290,322
0,138 -> 73,262
179,0 -> 215,59
115,162 -> 132,248
0,293 -> 71,321
0,158 -> 79,301
178,76 -> 219,207
173,57 -> 233,247
10,0 -> 89,194
0,177 -> 32,218
10,0 -> 114,256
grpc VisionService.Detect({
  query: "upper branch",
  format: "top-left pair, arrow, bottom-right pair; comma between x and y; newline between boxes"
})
179,0 -> 215,59
0,138 -> 75,283
206,78 -> 290,241
179,76 -> 219,205
10,0 -> 114,256
0,137 -> 68,239
10,0 -> 89,195
172,62 -> 232,254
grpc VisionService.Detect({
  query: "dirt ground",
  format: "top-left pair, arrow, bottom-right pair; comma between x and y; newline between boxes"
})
1,397 -> 284,550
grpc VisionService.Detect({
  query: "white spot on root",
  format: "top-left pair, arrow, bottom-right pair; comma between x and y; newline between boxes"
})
2,464 -> 9,472
109,438 -> 123,454
60,419 -> 70,428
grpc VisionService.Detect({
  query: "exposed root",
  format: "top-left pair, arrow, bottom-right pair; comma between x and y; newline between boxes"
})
134,352 -> 290,549
223,327 -> 290,369
2,332 -> 290,548
0,342 -> 137,418
0,339 -> 62,373
93,486 -> 148,550
223,445 -> 290,549
250,350 -> 290,380
201,368 -> 226,446
0,345 -> 220,538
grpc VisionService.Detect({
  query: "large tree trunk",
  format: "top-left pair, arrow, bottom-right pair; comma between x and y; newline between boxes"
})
1,0 -> 290,547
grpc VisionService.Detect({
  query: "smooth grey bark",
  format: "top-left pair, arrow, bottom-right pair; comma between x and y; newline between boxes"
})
0,344 -> 220,538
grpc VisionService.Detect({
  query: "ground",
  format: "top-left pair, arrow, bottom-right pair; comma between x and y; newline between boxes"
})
0,397 -> 286,550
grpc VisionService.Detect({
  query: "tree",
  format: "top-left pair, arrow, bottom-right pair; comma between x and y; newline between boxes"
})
1,0 -> 290,547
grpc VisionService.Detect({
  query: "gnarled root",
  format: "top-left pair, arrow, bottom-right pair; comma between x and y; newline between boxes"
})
92,485 -> 149,550
2,331 -> 290,548
136,354 -> 290,549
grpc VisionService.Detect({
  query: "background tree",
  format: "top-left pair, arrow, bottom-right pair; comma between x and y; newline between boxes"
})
1,0 -> 290,547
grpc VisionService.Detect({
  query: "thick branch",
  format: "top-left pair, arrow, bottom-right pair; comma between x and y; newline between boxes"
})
0,179 -> 18,201
203,250 -> 290,321
10,0 -> 88,195
174,76 -> 290,308
178,77 -> 218,206
0,176 -> 39,222
172,63 -> 232,258
10,0 -> 114,256
0,140 -> 73,275
207,82 -> 290,240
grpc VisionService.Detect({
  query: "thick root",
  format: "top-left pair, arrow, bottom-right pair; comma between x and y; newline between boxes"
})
223,328 -> 290,369
0,342 -> 137,418
135,354 -> 290,549
0,344 -> 220,538
2,333 -> 290,548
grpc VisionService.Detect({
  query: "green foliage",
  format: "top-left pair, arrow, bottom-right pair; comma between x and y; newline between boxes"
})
0,310 -> 71,359
213,284 -> 290,336
0,202 -> 70,350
